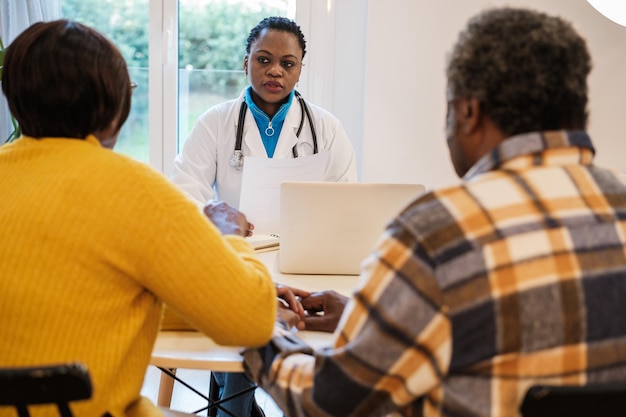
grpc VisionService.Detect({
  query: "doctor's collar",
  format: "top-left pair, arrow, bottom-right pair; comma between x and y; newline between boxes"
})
244,86 -> 295,119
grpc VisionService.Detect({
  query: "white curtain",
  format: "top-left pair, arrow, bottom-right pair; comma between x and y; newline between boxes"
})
1,0 -> 61,142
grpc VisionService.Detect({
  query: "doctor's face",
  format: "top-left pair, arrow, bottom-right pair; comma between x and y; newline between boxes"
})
244,28 -> 303,117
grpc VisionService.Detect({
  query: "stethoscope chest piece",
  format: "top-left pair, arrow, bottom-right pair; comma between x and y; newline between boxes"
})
229,150 -> 244,169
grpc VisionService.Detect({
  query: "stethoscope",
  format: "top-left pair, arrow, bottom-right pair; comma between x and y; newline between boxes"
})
229,90 -> 318,169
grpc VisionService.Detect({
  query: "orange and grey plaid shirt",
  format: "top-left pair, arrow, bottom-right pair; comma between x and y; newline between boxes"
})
244,130 -> 626,417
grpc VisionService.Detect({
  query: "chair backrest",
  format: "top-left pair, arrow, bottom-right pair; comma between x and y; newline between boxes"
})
520,382 -> 626,417
0,362 -> 92,417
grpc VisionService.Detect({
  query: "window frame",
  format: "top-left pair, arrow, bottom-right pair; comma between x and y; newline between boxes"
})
148,0 -> 178,174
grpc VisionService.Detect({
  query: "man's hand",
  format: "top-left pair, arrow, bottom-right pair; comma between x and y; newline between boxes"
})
203,200 -> 254,237
276,302 -> 301,330
299,290 -> 349,333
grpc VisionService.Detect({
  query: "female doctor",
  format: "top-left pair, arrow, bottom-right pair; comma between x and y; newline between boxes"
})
170,16 -> 357,417
170,16 -> 357,212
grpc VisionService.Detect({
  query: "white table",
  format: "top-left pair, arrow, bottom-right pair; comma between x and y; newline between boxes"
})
151,248 -> 360,408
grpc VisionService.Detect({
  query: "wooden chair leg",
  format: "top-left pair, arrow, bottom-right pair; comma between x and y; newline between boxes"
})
157,368 -> 177,407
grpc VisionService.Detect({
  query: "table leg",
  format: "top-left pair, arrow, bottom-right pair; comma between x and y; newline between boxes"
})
157,368 -> 176,407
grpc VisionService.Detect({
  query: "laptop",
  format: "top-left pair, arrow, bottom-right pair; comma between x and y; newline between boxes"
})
278,181 -> 426,275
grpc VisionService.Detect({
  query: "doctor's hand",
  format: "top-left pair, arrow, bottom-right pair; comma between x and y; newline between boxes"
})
203,201 -> 254,237
299,290 -> 349,333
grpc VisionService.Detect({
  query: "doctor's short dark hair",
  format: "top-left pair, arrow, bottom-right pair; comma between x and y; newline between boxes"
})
446,7 -> 592,137
2,19 -> 131,139
246,16 -> 307,59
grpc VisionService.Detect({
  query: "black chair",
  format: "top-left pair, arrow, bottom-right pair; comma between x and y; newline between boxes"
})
0,362 -> 92,417
520,382 -> 626,417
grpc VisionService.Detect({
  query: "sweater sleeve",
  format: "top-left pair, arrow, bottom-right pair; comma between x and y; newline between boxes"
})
119,161 -> 277,347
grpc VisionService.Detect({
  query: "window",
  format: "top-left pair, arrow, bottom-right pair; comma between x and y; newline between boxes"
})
62,0 -> 294,172
62,0 -> 150,163
178,0 -> 294,151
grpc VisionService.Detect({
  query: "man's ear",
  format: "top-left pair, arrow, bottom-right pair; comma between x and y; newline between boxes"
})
461,97 -> 481,134
243,56 -> 249,75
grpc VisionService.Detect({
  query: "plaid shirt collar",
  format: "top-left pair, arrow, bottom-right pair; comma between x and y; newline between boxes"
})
464,130 -> 596,181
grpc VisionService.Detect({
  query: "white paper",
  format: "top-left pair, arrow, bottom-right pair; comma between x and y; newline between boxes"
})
239,152 -> 329,234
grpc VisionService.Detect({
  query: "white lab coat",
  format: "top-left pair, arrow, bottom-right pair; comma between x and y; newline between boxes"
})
170,89 -> 358,209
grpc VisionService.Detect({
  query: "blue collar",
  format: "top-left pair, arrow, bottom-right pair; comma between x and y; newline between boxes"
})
244,86 -> 294,157
244,86 -> 294,122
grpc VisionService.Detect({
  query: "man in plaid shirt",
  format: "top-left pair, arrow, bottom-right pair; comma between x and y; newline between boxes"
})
243,7 -> 626,417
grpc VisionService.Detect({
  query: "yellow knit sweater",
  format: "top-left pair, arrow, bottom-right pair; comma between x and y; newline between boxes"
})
0,136 -> 277,417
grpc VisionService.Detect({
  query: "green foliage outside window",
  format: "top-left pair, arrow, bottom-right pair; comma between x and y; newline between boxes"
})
179,2 -> 284,91
61,0 -> 287,161
178,1 -> 287,134
1,1 -> 288,152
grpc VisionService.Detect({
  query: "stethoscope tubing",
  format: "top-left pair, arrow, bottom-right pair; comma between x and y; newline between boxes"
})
229,91 -> 318,169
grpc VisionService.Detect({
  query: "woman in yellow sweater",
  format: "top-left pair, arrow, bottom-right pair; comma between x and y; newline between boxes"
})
0,20 -> 277,417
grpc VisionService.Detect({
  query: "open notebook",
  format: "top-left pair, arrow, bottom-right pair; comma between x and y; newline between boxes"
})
246,233 -> 280,251
278,181 -> 426,275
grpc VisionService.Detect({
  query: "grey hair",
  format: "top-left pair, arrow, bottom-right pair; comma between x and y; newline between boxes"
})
446,7 -> 592,136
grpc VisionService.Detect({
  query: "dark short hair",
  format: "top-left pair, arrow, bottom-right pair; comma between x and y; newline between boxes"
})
446,7 -> 592,136
2,19 -> 131,139
246,16 -> 306,59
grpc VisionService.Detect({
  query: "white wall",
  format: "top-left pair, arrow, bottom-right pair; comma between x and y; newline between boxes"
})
332,0 -> 626,190
297,0 -> 368,178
